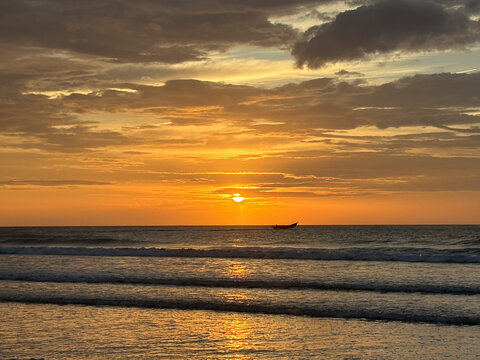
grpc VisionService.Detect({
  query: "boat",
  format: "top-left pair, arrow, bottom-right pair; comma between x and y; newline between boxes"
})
272,222 -> 298,230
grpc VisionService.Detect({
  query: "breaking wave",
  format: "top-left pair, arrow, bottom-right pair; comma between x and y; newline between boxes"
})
1,246 -> 479,263
1,272 -> 479,295
1,295 -> 478,326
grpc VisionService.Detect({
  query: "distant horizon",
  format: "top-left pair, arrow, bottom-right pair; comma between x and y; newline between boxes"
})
2,223 -> 479,227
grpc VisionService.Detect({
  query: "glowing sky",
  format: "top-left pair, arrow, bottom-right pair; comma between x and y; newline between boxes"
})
1,0 -> 480,225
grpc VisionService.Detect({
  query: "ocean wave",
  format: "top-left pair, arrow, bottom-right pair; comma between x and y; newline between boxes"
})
1,273 -> 478,295
1,246 -> 479,263
1,295 -> 478,326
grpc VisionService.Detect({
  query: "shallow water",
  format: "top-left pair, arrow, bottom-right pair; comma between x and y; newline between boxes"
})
2,303 -> 480,359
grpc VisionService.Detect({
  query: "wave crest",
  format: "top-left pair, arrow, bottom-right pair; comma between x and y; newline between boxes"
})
1,246 -> 479,263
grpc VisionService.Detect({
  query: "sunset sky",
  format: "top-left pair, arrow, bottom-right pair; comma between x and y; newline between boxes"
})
1,0 -> 480,225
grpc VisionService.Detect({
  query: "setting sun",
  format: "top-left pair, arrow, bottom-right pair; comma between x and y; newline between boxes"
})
232,194 -> 245,203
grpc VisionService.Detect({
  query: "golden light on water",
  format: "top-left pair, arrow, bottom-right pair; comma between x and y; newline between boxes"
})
223,318 -> 255,353
227,262 -> 249,278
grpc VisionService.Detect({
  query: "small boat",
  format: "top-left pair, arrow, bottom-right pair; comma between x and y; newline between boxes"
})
272,222 -> 298,230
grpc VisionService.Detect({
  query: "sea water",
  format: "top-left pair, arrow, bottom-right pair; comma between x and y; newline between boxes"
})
1,225 -> 479,359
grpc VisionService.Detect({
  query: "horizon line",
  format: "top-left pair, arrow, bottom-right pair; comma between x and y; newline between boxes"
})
1,223 -> 479,227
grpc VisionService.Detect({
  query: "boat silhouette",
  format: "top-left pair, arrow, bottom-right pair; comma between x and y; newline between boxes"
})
272,222 -> 298,230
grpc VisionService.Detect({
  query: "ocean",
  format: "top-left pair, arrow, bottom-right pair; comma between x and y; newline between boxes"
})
1,225 -> 479,359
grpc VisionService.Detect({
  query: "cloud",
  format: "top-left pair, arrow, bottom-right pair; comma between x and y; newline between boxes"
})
0,91 -> 133,152
311,131 -> 480,157
0,180 -> 112,187
356,72 -> 480,108
432,0 -> 480,14
335,69 -> 364,77
127,151 -> 480,195
240,72 -> 480,131
0,0 -> 327,64
225,152 -> 480,193
293,0 -> 480,68
2,71 -> 479,152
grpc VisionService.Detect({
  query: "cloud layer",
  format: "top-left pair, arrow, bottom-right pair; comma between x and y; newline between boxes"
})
2,70 -> 479,199
3,0 -> 478,69
293,0 -> 480,68
2,72 -> 479,152
0,0 -> 325,63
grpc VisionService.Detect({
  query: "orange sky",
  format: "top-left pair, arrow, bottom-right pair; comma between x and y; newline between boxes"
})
1,0 -> 480,225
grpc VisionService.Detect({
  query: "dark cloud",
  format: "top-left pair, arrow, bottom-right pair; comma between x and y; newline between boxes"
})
0,0 -> 331,64
2,0 -> 477,97
312,131 -> 480,155
431,0 -> 480,13
435,125 -> 480,133
0,89 -> 133,152
356,72 -> 480,108
335,69 -> 364,77
0,93 -> 80,134
240,72 -> 480,131
466,0 -> 480,13
39,126 -> 131,152
293,0 -> 480,68
61,79 -> 264,120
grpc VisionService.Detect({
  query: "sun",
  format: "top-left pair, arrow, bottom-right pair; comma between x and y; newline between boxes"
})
232,193 -> 245,203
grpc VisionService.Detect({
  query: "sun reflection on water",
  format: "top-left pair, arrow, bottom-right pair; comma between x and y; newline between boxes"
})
227,262 -> 249,278
222,318 -> 258,356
